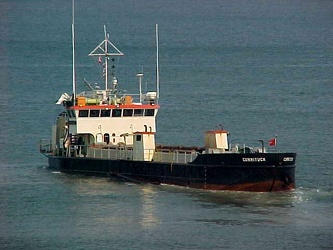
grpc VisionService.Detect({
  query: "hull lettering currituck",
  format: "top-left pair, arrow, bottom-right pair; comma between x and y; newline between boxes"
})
242,158 -> 266,162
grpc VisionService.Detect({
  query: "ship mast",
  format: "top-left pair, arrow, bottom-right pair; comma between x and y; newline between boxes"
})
72,0 -> 76,105
104,26 -> 108,90
155,24 -> 160,104
89,26 -> 124,93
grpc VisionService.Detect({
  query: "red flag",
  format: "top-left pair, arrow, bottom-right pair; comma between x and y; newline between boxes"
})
269,138 -> 276,146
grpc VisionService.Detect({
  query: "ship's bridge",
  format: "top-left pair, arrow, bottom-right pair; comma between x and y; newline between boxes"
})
65,92 -> 159,147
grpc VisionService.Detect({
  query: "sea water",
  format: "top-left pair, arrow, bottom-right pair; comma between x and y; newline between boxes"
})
0,0 -> 332,249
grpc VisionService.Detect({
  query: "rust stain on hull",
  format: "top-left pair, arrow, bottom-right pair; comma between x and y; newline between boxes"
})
171,180 -> 295,192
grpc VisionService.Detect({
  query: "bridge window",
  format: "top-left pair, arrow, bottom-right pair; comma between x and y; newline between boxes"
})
134,109 -> 144,116
78,110 -> 89,117
112,109 -> 122,117
123,109 -> 133,117
90,110 -> 100,117
101,109 -> 111,117
145,109 -> 155,116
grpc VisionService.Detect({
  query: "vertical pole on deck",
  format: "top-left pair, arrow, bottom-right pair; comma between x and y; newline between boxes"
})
72,0 -> 76,105
155,24 -> 160,104
104,25 -> 108,91
258,140 -> 264,153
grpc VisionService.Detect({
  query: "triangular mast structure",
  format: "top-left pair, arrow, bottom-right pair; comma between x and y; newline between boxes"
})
88,25 -> 124,91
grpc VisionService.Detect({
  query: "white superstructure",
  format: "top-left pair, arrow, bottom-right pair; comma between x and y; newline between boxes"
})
52,26 -> 159,155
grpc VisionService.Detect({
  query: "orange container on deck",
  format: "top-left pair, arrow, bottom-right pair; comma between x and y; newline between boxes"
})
77,96 -> 86,106
124,96 -> 133,104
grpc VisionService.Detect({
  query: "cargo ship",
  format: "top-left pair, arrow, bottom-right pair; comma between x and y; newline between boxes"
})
39,23 -> 296,192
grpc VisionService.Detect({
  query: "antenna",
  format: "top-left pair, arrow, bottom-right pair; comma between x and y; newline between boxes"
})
155,24 -> 160,103
104,25 -> 108,90
88,26 -> 124,92
137,73 -> 143,103
72,0 -> 76,105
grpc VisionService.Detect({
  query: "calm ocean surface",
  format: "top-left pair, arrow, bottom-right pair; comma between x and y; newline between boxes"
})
1,0 -> 332,249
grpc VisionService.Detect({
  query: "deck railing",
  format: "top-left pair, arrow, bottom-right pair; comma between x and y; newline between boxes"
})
39,139 -> 52,154
39,140 -> 198,164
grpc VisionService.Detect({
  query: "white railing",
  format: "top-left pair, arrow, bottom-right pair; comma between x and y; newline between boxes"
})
86,146 -> 133,160
39,139 -> 52,154
153,149 -> 198,163
83,146 -> 198,163
40,140 -> 198,164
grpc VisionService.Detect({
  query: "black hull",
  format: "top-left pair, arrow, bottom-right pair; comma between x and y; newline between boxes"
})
47,153 -> 296,192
